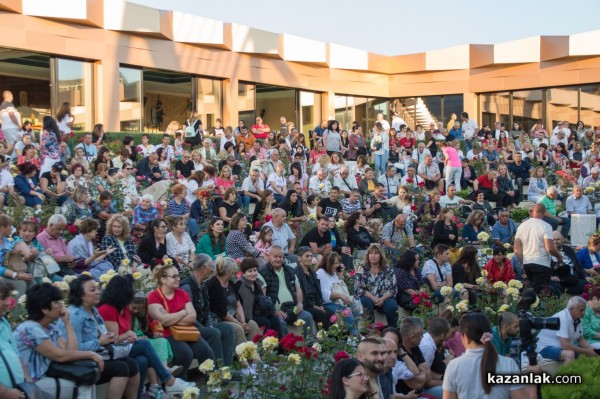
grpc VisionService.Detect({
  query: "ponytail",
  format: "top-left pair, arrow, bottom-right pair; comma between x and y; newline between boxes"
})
480,333 -> 498,394
460,313 -> 498,394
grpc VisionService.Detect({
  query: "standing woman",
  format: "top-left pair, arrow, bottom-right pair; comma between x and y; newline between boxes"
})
340,130 -> 349,159
347,124 -> 366,162
39,115 -> 63,175
56,102 -> 74,138
147,264 -> 215,375
371,122 -> 389,178
323,120 -> 342,156
354,244 -> 398,327
442,142 -> 462,191
431,208 -> 459,249
443,313 -> 528,399
166,216 -> 195,270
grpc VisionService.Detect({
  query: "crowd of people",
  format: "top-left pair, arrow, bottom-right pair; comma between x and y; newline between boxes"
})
0,89 -> 598,398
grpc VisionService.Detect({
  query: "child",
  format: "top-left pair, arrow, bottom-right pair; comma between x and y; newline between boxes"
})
306,195 -> 318,218
130,294 -> 182,397
174,131 -> 184,161
255,226 -> 273,256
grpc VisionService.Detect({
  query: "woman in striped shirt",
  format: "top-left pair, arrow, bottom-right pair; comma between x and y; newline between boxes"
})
167,183 -> 200,241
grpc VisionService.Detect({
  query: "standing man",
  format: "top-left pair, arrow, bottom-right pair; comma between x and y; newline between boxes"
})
514,203 -> 564,293
508,152 -> 530,205
376,112 -> 390,131
461,112 -> 478,152
251,116 -> 270,139
0,91 -> 20,156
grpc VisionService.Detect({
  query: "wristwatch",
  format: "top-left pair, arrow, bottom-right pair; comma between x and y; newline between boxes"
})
399,352 -> 408,358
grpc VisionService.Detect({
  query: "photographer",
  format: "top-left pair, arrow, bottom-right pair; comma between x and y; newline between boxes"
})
536,296 -> 597,364
492,312 -> 543,374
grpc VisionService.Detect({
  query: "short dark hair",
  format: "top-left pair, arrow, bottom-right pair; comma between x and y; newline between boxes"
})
493,246 -> 506,255
99,190 -> 113,202
26,283 -> 62,321
68,274 -> 95,307
99,275 -> 134,312
78,218 -> 99,235
240,257 -> 259,273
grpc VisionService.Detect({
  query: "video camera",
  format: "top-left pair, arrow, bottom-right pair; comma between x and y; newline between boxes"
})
517,289 -> 560,366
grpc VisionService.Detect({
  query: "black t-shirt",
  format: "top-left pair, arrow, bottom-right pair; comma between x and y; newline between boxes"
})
40,171 -> 65,191
298,227 -> 331,248
216,200 -> 240,227
175,160 -> 194,178
317,198 -> 341,219
396,345 -> 426,394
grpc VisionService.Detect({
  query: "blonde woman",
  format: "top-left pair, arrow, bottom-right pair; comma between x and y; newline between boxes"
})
206,257 -> 260,345
100,214 -> 141,269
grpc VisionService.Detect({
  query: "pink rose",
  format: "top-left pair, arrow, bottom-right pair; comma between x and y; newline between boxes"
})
341,309 -> 351,317
329,315 -> 338,323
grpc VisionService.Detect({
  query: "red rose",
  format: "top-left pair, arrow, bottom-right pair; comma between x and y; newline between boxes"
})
374,322 -> 384,330
334,351 -> 350,362
264,329 -> 278,338
411,205 -> 417,211
298,346 -> 319,359
348,270 -> 356,278
412,294 -> 422,305
456,223 -> 464,229
68,225 -> 77,234
265,215 -> 273,223
418,181 -> 425,187
424,301 -> 432,308
406,178 -> 414,183
252,333 -> 262,343
70,131 -> 75,139
280,333 -> 304,351
421,292 -> 430,300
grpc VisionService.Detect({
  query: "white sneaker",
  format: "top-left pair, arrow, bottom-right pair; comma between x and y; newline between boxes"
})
167,365 -> 183,377
165,378 -> 196,394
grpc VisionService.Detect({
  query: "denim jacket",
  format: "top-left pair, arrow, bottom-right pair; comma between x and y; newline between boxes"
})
65,305 -> 105,351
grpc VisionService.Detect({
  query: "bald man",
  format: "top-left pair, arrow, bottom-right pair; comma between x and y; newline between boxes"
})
515,203 -> 563,293
356,338 -> 386,399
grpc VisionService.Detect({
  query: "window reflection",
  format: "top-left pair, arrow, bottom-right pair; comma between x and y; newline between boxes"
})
119,67 -> 142,132
143,69 -> 192,132
57,58 -> 93,131
197,78 -> 222,129
238,83 -> 255,127
480,92 -> 510,130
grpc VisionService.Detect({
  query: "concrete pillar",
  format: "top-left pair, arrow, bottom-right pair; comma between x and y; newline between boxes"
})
223,78 -> 238,127
463,92 -> 478,125
95,60 -> 121,132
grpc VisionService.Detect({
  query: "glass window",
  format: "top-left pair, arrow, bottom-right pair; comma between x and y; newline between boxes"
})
580,84 -> 600,130
143,69 -> 192,132
255,84 -> 296,131
366,98 -> 388,129
334,95 -> 350,130
196,78 -> 222,129
299,91 -> 321,145
480,92 -> 510,130
238,82 -> 255,127
390,98 -> 417,130
443,94 -> 464,130
118,67 -> 142,132
512,89 -> 543,134
546,86 -> 579,133
0,49 -> 51,129
418,96 -> 442,130
56,58 -> 93,131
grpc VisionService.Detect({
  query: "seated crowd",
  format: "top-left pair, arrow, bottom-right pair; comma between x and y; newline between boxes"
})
0,107 -> 599,399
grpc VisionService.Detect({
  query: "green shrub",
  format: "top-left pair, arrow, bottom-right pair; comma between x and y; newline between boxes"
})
456,189 -> 470,200
510,207 -> 530,223
541,356 -> 600,399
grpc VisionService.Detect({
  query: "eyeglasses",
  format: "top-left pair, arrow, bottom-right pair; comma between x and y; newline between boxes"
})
165,274 -> 180,279
347,372 -> 369,379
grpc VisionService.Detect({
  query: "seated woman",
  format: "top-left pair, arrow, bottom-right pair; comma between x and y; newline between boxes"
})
89,163 -> 114,200
278,189 -> 305,223
527,166 -> 548,203
206,257 -> 260,347
138,219 -> 178,269
39,161 -> 69,206
166,216 -> 195,270
576,233 -> 600,277
66,275 -> 139,399
65,163 -> 89,194
195,217 -> 226,260
326,216 -> 354,269
12,220 -> 47,284
314,250 -> 359,336
225,213 -> 267,264
61,186 -> 93,229
217,187 -> 240,228
417,191 -> 442,235
167,183 -> 199,242
358,167 -> 377,196
101,215 -> 141,270
452,245 -> 481,304
583,286 -> 600,349
354,244 -> 398,327
13,283 -> 101,398
98,275 -> 194,397
14,161 -> 45,211
483,246 -> 515,284
422,244 -> 453,300
132,194 -> 160,235
147,264 -> 215,375
459,158 -> 477,189
461,210 -> 487,244
431,208 -> 459,249
471,190 -> 497,226
190,185 -> 216,232
235,257 -> 284,338
343,212 -> 374,256
251,189 -> 275,230
67,218 -> 115,280
215,165 -> 236,197
394,249 -> 424,312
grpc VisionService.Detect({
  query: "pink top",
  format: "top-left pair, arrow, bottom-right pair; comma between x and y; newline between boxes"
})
216,177 -> 235,192
255,240 -> 271,256
443,146 -> 462,167
443,331 -> 465,357
37,229 -> 72,258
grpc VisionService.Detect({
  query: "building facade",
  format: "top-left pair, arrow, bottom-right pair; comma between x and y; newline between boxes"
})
1,0 -> 600,135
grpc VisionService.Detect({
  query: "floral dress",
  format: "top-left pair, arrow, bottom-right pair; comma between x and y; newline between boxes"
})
61,199 -> 92,225
354,267 -> 397,300
89,175 -> 111,199
40,130 -> 60,163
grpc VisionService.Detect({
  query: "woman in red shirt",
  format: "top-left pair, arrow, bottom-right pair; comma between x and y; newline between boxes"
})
99,275 -> 195,397
147,264 -> 214,376
483,246 -> 516,284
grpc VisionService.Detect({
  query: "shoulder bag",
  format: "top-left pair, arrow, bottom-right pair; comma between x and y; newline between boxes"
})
156,289 -> 200,342
0,349 -> 50,399
46,359 -> 101,386
253,294 -> 275,317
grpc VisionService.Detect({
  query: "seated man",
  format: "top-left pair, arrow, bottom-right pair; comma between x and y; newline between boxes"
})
472,168 -> 501,203
339,189 -> 363,220
538,186 -> 570,237
36,214 -> 77,276
136,152 -> 162,183
317,186 -> 342,220
378,165 -> 400,198
417,155 -> 444,192
565,185 -> 593,218
240,168 -> 265,213
334,166 -> 358,197
309,168 -> 331,197
537,296 -> 597,364
491,208 -> 517,250
259,246 -> 315,337
418,318 -> 450,390
382,214 -> 415,254
439,184 -> 472,209
552,231 -> 588,295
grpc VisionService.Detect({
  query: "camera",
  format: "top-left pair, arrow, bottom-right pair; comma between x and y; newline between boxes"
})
517,289 -> 560,366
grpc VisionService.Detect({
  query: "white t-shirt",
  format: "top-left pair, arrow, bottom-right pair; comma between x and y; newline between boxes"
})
241,177 -> 265,194
0,169 -> 14,189
443,348 -> 523,398
440,195 -> 461,208
537,308 -> 582,355
419,332 -> 437,368
0,103 -> 20,130
57,115 -> 73,134
515,218 -> 553,267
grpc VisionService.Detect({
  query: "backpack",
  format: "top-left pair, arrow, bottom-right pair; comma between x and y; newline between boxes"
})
184,119 -> 198,138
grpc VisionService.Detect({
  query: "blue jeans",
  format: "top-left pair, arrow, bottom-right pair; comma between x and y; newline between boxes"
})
360,296 -> 398,327
186,218 -> 199,240
199,323 -> 235,367
324,303 -> 358,335
241,195 -> 258,213
543,216 -> 571,237
278,310 -> 315,337
130,339 -> 171,398
375,151 -> 389,177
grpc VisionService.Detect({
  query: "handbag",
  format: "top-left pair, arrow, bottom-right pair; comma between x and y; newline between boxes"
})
36,252 -> 61,275
7,251 -> 28,272
253,294 -> 275,317
156,289 -> 200,342
280,301 -> 298,323
46,359 -> 101,386
0,349 -> 49,399
98,343 -> 132,361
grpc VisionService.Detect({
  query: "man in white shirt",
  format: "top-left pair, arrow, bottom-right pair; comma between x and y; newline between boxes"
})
0,91 -> 20,154
439,184 -> 471,209
531,132 -> 549,150
157,134 -> 175,162
309,168 -> 331,196
549,130 -> 568,147
581,167 -> 600,189
264,208 -> 297,256
411,142 -> 431,165
514,203 -> 563,293
376,112 -> 390,131
493,121 -> 505,140
552,121 -> 571,139
261,150 -> 281,180
391,112 -> 407,132
419,318 -> 450,369
536,296 -> 595,363
112,149 -> 133,170
400,166 -> 424,189
461,112 -> 478,151
417,155 -> 443,192
334,166 -> 358,196
241,168 -> 265,213
0,155 -> 15,211
378,165 -> 400,198
566,185 -> 593,216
